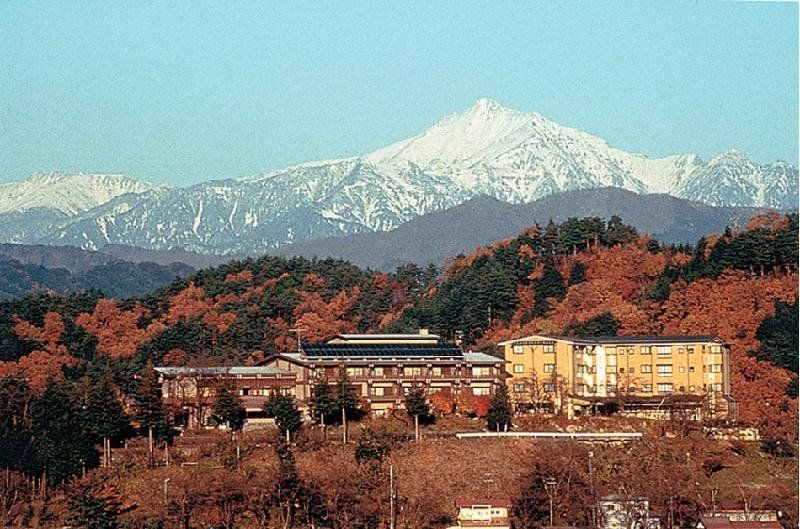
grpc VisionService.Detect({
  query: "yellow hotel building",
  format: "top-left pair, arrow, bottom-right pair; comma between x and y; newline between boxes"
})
498,334 -> 735,419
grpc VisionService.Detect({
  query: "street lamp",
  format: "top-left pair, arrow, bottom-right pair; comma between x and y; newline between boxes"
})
163,478 -> 170,504
544,477 -> 557,527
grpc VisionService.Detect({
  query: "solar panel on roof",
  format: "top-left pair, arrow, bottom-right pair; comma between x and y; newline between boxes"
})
302,342 -> 463,358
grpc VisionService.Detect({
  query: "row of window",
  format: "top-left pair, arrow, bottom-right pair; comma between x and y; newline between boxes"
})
512,382 -> 725,394
512,344 -> 725,356
324,366 -> 495,378
512,363 -> 723,375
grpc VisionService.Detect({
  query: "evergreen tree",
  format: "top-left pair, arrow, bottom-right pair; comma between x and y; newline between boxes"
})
0,376 -> 35,474
65,478 -> 122,529
486,382 -> 512,432
404,385 -> 432,442
133,361 -> 171,466
263,392 -> 302,440
31,378 -> 98,483
752,300 -> 799,396
211,383 -> 246,431
84,364 -> 130,467
604,215 -> 638,246
567,262 -> 587,286
533,255 -> 566,316
354,427 -> 390,464
646,239 -> 661,254
334,369 -> 360,421
563,312 -> 620,337
309,377 -> 337,426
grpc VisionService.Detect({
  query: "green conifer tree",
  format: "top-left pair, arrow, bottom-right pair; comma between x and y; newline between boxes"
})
487,382 -> 513,432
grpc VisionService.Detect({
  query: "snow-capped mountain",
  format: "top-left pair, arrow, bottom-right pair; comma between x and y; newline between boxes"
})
0,172 -> 157,215
0,99 -> 795,254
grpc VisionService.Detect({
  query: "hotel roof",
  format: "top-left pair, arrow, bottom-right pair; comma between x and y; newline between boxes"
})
301,342 -> 463,358
154,366 -> 293,376
497,334 -> 722,346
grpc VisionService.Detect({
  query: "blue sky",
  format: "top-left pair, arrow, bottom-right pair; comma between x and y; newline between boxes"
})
1,1 -> 797,186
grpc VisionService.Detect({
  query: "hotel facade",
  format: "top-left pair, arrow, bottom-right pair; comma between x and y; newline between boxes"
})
156,331 -> 506,426
499,334 -> 735,419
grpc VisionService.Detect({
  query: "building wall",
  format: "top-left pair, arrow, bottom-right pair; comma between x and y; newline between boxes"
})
260,356 -> 505,415
503,336 -> 731,417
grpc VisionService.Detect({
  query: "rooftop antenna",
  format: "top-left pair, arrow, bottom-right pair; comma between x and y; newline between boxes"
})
289,328 -> 306,353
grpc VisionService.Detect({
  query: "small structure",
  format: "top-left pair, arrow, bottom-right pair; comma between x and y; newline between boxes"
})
449,499 -> 511,529
598,495 -> 660,529
697,501 -> 783,529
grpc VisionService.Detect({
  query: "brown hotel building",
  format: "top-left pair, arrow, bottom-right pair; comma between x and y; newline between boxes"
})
157,331 -> 506,425
259,331 -> 506,417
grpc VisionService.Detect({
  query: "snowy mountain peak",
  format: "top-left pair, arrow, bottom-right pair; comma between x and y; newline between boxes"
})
0,172 -> 156,215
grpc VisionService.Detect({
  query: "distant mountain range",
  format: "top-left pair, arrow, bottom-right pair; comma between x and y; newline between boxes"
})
1,99 -> 795,256
272,187 -> 769,271
0,244 -> 232,299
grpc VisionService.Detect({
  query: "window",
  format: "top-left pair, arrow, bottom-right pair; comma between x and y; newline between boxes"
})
710,345 -> 722,354
679,385 -> 686,392
640,346 -> 651,355
590,385 -> 597,393
640,365 -> 652,373
689,366 -> 695,373
543,344 -> 555,353
346,367 -> 364,377
627,347 -> 635,355
513,383 -> 526,393
678,366 -> 685,373
657,383 -> 673,394
689,385 -> 696,393
373,367 -> 384,377
575,384 -> 586,394
513,344 -> 524,354
472,387 -> 490,396
607,385 -> 617,394
678,347 -> 684,354
628,367 -> 635,373
472,366 -> 491,377
619,367 -> 626,373
657,364 -> 673,376
576,365 -> 586,375
712,383 -> 722,392
403,366 -> 423,377
607,347 -> 617,356
711,364 -> 722,373
590,366 -> 597,374
642,384 -> 652,393
431,366 -> 442,376
687,347 -> 695,354
543,383 -> 554,393
513,364 -> 525,374
656,345 -> 671,356
371,387 -> 385,397
543,363 -> 555,374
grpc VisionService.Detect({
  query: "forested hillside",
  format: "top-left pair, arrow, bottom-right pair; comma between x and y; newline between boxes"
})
0,213 -> 796,445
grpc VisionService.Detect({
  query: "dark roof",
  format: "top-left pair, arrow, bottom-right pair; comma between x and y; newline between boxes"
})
583,335 -> 720,344
455,498 -> 512,508
301,342 -> 463,358
699,516 -> 782,529
535,334 -> 721,345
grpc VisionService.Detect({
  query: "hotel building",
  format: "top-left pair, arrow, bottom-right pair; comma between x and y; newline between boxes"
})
499,334 -> 735,419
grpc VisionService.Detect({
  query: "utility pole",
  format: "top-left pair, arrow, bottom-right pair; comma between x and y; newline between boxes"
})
163,478 -> 170,504
589,451 -> 595,529
544,477 -> 557,528
289,328 -> 306,353
389,463 -> 395,529
342,405 -> 347,445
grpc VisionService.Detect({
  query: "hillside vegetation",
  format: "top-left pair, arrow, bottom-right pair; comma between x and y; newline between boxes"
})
0,214 -> 796,467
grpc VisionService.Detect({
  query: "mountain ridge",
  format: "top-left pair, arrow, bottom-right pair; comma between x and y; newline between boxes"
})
1,99 -> 795,255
